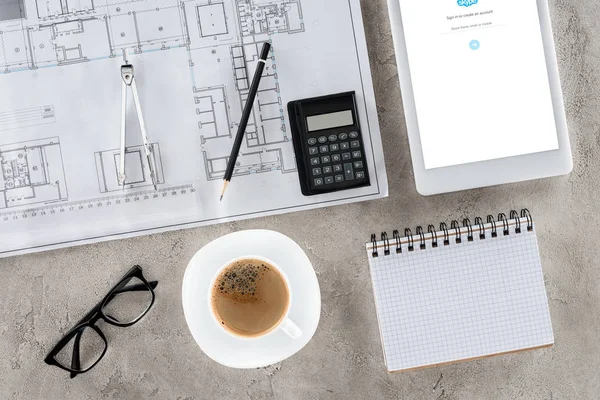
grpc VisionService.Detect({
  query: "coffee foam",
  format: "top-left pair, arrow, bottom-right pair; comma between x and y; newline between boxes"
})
214,261 -> 271,303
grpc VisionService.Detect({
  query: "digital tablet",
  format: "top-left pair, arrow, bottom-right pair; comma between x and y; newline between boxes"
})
386,0 -> 573,195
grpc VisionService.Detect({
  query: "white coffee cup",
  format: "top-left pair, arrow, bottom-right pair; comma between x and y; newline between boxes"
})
208,255 -> 302,340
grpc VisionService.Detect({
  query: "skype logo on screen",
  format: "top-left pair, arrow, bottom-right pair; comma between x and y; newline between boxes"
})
457,0 -> 478,7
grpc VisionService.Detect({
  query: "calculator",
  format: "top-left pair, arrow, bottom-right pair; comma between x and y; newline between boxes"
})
288,92 -> 370,196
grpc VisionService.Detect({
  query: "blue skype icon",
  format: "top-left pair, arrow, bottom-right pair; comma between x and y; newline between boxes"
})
457,0 -> 478,7
469,40 -> 481,50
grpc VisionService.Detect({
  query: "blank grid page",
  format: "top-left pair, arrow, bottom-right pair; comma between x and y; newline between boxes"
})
367,228 -> 554,372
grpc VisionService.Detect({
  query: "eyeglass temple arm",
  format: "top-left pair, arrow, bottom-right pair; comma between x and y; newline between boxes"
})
69,330 -> 84,379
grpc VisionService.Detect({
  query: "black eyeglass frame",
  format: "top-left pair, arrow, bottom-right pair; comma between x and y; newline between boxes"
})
44,265 -> 157,378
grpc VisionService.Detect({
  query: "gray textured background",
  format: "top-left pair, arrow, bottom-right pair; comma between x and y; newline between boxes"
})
1,0 -> 599,398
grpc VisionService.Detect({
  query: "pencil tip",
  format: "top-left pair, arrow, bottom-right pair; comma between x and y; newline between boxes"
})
220,180 -> 229,201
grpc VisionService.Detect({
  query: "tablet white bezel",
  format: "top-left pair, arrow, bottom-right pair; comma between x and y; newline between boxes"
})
386,0 -> 573,196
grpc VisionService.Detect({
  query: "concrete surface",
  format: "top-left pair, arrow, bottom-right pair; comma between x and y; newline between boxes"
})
1,0 -> 599,398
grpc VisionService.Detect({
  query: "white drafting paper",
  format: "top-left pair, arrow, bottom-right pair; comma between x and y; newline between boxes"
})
399,0 -> 559,169
367,223 -> 554,372
0,0 -> 388,257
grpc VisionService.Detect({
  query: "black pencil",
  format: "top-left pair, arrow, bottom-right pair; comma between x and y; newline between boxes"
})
220,42 -> 272,201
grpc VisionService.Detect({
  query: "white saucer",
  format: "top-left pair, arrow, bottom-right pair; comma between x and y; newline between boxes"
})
182,230 -> 321,369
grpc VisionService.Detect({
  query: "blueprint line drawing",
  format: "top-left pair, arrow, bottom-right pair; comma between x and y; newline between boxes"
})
105,3 -> 187,54
0,137 -> 68,209
189,1 -> 301,180
2,0 -> 189,71
1,0 -> 302,177
197,3 -> 229,37
1,0 -> 302,179
94,143 -> 165,192
0,0 -> 389,258
203,147 -> 288,180
35,0 -> 95,19
236,0 -> 304,37
25,17 -> 112,68
195,85 -> 232,139
0,104 -> 55,130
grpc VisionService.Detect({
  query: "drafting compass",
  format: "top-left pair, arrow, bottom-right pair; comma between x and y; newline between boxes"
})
119,52 -> 158,190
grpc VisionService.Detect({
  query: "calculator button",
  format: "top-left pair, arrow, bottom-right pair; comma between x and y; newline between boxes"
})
312,167 -> 322,176
342,152 -> 352,161
308,138 -> 317,145
332,154 -> 341,162
330,144 -> 339,152
333,164 -> 343,172
349,131 -> 359,139
328,134 -> 338,142
324,176 -> 334,185
335,175 -> 344,182
318,136 -> 328,144
309,147 -> 318,155
321,156 -> 331,164
323,166 -> 332,174
354,161 -> 364,169
350,140 -> 360,149
310,157 -> 320,166
339,133 -> 348,140
319,145 -> 329,153
343,163 -> 355,181
340,142 -> 350,150
356,171 -> 365,179
352,150 -> 362,159
314,178 -> 324,186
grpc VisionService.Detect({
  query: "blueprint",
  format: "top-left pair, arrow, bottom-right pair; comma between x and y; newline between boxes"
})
0,0 -> 388,257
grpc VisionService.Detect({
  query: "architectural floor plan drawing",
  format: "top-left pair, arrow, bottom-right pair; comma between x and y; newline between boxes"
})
0,0 -> 388,257
95,143 -> 165,192
194,41 -> 297,180
188,1 -> 300,180
0,137 -> 67,209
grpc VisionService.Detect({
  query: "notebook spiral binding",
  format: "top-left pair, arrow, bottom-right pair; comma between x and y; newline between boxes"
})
370,209 -> 533,258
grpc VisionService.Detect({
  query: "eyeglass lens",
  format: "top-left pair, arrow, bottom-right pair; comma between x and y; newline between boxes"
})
102,276 -> 153,325
54,326 -> 106,371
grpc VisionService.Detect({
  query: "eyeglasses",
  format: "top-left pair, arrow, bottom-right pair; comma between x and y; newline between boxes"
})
44,265 -> 157,378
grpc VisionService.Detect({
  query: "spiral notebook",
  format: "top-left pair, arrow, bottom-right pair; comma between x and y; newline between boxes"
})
366,210 -> 554,373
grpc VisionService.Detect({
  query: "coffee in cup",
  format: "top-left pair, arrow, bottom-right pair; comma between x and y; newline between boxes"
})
210,258 -> 290,338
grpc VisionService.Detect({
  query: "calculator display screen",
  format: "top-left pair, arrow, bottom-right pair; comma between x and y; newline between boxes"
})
306,110 -> 353,132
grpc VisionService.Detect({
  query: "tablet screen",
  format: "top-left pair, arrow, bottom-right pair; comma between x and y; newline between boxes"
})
399,0 -> 559,169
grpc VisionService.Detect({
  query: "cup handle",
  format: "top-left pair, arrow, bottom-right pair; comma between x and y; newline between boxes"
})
280,317 -> 302,339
